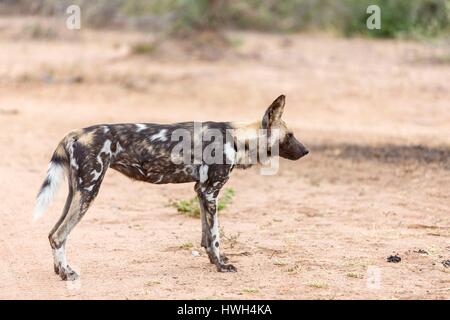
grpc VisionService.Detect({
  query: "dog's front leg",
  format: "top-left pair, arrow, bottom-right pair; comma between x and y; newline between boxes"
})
197,188 -> 236,272
198,199 -> 208,249
198,198 -> 230,264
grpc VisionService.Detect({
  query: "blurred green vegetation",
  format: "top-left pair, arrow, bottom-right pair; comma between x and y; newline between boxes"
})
340,0 -> 450,38
169,187 -> 235,218
3,0 -> 450,38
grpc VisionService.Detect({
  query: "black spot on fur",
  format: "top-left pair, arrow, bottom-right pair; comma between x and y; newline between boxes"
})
37,178 -> 51,196
50,153 -> 66,165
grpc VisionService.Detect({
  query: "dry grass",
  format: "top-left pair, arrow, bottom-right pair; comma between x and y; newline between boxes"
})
308,280 -> 328,289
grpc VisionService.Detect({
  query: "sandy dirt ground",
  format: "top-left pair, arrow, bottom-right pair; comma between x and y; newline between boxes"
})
0,18 -> 449,299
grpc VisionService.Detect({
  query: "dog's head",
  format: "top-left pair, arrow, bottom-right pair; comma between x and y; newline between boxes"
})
262,95 -> 309,160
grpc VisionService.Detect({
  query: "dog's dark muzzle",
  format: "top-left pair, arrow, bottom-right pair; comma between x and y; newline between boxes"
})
287,146 -> 309,160
279,136 -> 309,160
300,148 -> 309,158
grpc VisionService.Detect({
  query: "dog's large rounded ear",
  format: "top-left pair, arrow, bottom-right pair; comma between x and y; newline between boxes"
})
262,95 -> 285,129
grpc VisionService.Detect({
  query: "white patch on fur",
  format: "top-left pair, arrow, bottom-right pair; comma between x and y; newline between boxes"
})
102,126 -> 109,133
114,142 -> 123,157
205,191 -> 215,202
67,140 -> 79,170
90,169 -> 101,182
199,165 -> 209,183
53,244 -> 67,268
150,129 -> 168,142
135,124 -> 147,132
33,162 -> 66,220
84,185 -> 94,192
224,143 -> 236,165
91,140 -> 120,182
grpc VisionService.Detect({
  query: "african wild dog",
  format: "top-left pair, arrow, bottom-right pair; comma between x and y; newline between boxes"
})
34,95 -> 308,281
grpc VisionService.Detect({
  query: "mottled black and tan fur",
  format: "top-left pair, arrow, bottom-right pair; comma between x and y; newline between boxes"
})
34,95 -> 308,281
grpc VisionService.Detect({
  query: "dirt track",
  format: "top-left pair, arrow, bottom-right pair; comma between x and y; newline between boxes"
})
0,20 -> 449,299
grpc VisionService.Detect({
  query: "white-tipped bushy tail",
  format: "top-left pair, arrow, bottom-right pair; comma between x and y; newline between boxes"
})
33,162 -> 66,220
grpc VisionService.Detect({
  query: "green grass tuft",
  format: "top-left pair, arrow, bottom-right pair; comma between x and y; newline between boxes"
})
308,280 -> 328,289
131,41 -> 158,55
179,242 -> 194,250
170,187 -> 235,218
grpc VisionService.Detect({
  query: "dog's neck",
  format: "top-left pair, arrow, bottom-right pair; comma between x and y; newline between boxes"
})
229,120 -> 278,168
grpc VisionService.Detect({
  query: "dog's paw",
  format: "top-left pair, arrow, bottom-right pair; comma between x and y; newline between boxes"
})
60,270 -> 79,281
59,265 -> 79,281
218,264 -> 237,272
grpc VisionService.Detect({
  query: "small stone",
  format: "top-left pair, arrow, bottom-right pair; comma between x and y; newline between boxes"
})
191,250 -> 200,257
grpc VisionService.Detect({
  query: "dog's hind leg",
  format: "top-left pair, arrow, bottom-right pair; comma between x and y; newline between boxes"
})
48,181 -> 74,275
48,188 -> 85,281
49,158 -> 110,280
49,179 -> 105,281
